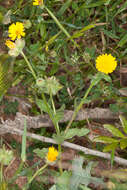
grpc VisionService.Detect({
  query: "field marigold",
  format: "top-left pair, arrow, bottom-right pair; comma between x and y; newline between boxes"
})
5,40 -> 15,49
96,54 -> 117,74
33,0 -> 43,6
46,147 -> 58,162
8,22 -> 25,41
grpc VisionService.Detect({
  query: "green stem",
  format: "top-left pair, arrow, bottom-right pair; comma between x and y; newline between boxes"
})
44,6 -> 80,49
21,51 -> 37,80
41,93 -> 59,134
58,144 -> 63,174
49,92 -> 62,174
49,91 -> 60,134
1,163 -> 3,183
28,164 -> 48,185
65,81 -> 95,134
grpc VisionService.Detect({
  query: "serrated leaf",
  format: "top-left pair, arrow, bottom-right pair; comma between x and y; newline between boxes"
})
91,72 -> 112,86
55,171 -> 71,190
64,128 -> 89,140
33,148 -> 48,159
119,115 -> 127,134
103,124 -> 125,138
36,98 -> 51,113
103,143 -> 118,152
94,136 -> 118,144
70,157 -> 104,190
120,139 -> 127,150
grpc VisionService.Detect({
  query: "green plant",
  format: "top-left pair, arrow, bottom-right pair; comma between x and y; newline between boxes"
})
49,157 -> 104,190
94,115 -> 127,165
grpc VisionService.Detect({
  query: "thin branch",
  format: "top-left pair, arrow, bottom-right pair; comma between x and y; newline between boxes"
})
2,125 -> 127,166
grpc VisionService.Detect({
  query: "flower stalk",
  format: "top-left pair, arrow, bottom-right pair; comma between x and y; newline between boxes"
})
21,51 -> 37,80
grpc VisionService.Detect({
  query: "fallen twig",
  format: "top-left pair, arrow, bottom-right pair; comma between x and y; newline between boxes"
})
0,108 -> 118,134
2,125 -> 127,166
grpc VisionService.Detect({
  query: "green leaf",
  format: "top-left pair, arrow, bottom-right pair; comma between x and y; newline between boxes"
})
114,1 -> 127,17
36,98 -> 51,113
118,33 -> 127,47
119,115 -> 127,134
52,134 -> 65,144
103,124 -> 125,138
103,143 -> 118,152
91,72 -> 112,87
33,148 -> 48,159
120,139 -> 127,150
54,104 -> 65,123
64,128 -> 89,140
94,136 -> 118,144
57,0 -> 72,16
71,24 -> 95,39
103,29 -> 119,39
70,157 -> 104,190
56,171 -> 71,190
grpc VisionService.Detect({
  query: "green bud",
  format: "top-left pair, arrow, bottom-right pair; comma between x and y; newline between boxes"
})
36,76 -> 63,95
8,39 -> 25,57
0,145 -> 13,166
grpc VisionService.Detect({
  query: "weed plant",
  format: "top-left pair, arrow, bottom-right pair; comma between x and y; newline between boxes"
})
0,0 -> 127,189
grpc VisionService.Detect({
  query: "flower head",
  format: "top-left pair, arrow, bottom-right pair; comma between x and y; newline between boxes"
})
8,22 -> 25,41
33,0 -> 43,6
96,54 -> 117,74
5,40 -> 15,49
46,146 -> 58,163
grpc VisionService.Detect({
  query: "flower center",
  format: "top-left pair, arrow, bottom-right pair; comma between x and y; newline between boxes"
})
15,30 -> 20,36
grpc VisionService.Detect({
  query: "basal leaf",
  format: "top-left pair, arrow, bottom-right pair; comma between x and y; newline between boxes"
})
120,139 -> 127,150
70,157 -> 104,190
103,143 -> 118,152
94,136 -> 118,144
119,115 -> 127,134
103,124 -> 125,138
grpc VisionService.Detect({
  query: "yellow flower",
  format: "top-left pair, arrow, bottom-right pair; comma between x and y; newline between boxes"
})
46,146 -> 58,162
5,40 -> 15,49
8,22 -> 25,41
33,0 -> 43,6
96,54 -> 117,74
